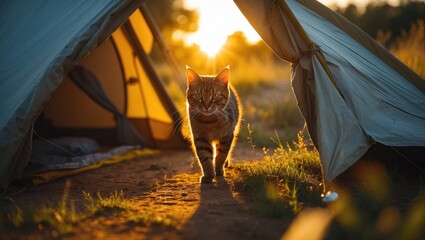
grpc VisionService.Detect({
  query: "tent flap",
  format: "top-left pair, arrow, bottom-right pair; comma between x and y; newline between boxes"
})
68,66 -> 145,146
0,0 -> 144,189
235,0 -> 425,182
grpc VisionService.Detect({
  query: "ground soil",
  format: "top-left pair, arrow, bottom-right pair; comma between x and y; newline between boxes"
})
2,145 -> 424,240
1,147 -> 293,240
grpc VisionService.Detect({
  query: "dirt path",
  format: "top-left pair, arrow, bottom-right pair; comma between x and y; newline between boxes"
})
3,147 -> 290,239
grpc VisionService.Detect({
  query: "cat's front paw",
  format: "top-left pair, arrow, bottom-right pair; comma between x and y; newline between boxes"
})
224,160 -> 230,168
200,175 -> 215,183
215,169 -> 225,177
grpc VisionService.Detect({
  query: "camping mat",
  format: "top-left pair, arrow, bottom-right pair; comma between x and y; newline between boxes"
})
24,148 -> 159,186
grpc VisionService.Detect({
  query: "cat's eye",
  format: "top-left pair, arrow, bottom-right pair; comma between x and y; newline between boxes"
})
193,93 -> 202,101
212,94 -> 221,101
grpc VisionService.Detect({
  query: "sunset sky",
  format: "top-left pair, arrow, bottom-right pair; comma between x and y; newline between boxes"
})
184,0 -> 259,56
183,0 -> 403,56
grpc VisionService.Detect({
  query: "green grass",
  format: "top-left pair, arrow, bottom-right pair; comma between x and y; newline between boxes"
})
232,60 -> 305,147
1,180 -> 77,236
234,130 -> 425,238
235,132 -> 323,218
84,188 -> 177,228
240,132 -> 321,183
1,183 -> 181,238
83,190 -> 132,215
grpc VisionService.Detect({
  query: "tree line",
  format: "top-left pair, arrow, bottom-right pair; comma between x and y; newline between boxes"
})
336,1 -> 425,46
145,0 -> 424,70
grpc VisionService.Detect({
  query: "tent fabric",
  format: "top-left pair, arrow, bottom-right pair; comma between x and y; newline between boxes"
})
235,0 -> 425,182
30,145 -> 140,173
68,66 -> 145,146
31,137 -> 100,158
25,148 -> 159,186
0,0 -> 144,189
32,8 -> 186,146
296,0 -> 425,94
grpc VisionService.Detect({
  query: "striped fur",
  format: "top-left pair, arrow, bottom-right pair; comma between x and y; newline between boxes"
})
186,67 -> 242,183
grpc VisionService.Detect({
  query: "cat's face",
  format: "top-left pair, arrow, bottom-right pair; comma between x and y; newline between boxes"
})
186,67 -> 230,116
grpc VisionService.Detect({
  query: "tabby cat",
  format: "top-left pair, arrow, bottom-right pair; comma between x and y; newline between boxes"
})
186,66 -> 242,183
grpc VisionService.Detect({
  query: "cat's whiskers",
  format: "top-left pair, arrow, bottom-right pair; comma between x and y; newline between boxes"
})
167,105 -> 191,136
189,110 -> 201,121
171,116 -> 186,136
216,111 -> 230,123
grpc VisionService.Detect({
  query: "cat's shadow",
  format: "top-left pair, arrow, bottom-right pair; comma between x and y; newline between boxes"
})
179,176 -> 247,240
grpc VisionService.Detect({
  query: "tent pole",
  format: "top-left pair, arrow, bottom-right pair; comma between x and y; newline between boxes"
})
123,22 -> 184,147
140,3 -> 186,91
277,0 -> 341,96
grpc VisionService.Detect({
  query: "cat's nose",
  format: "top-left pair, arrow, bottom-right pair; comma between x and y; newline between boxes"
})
203,103 -> 211,111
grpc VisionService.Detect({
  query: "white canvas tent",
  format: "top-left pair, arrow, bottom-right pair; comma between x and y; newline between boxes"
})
0,1 -> 186,189
235,0 -> 425,183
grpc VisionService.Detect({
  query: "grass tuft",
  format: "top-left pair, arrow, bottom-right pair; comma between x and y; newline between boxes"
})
83,190 -> 131,215
235,131 -> 323,218
382,20 -> 425,78
1,180 -> 77,236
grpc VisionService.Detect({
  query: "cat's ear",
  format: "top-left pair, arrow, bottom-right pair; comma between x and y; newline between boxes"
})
215,66 -> 230,87
186,66 -> 201,85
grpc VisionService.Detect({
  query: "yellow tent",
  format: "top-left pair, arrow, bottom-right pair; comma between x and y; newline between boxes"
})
42,7 -> 185,149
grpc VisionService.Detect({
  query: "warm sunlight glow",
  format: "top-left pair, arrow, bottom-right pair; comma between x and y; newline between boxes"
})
185,0 -> 261,57
193,34 -> 226,57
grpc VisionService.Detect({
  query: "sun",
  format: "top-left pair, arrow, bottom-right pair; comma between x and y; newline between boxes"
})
184,0 -> 261,57
197,36 -> 226,57
187,30 -> 227,57
199,40 -> 223,57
